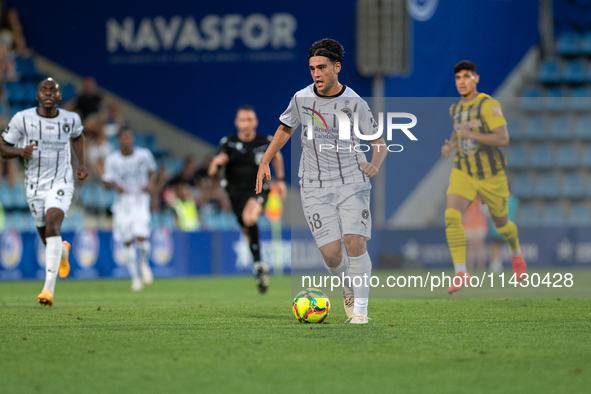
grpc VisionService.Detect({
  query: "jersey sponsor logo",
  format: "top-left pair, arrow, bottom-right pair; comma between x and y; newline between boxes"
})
0,229 -> 23,269
492,106 -> 503,116
73,229 -> 100,269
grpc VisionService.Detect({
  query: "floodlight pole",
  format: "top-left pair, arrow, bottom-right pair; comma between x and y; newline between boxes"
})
372,73 -> 386,229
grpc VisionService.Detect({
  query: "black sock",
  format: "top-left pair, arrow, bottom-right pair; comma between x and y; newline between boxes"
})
247,225 -> 261,262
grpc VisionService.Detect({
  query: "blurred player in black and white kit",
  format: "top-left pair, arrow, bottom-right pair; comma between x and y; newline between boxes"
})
0,78 -> 88,306
256,39 -> 387,324
209,106 -> 286,294
102,126 -> 157,291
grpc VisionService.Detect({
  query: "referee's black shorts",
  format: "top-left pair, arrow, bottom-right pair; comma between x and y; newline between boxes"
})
228,186 -> 270,227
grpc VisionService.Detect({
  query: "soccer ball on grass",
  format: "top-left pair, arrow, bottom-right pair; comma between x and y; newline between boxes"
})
292,288 -> 330,323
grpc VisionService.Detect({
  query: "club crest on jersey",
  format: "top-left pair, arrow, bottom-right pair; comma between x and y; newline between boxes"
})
62,123 -> 71,133
57,189 -> 65,196
341,107 -> 353,119
362,209 -> 369,220
469,108 -> 478,118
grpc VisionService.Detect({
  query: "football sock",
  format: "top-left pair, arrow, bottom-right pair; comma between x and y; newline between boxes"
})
348,251 -> 372,316
124,244 -> 140,281
323,253 -> 351,289
445,208 -> 467,272
247,224 -> 261,262
137,240 -> 150,265
61,243 -> 68,259
496,220 -> 521,256
43,236 -> 62,294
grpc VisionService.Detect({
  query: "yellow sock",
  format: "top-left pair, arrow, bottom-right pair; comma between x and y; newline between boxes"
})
496,220 -> 520,253
445,208 -> 466,267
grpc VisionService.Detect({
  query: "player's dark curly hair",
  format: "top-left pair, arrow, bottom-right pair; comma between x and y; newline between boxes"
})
453,60 -> 477,74
308,38 -> 344,64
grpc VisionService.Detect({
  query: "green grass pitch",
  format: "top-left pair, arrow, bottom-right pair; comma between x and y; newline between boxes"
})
1,274 -> 590,394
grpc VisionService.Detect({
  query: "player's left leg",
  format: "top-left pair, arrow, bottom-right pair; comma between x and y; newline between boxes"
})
478,173 -> 526,280
242,196 -> 269,293
343,234 -> 371,324
339,183 -> 373,324
134,196 -> 153,285
136,236 -> 153,285
37,208 -> 65,306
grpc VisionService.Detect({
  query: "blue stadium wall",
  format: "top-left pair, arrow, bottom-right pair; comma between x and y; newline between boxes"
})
9,0 -> 539,218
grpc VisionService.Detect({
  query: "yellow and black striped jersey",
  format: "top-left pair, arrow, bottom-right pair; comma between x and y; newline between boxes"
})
449,93 -> 507,179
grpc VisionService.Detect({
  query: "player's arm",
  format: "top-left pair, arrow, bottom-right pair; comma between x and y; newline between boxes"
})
441,130 -> 457,158
256,124 -> 292,194
360,137 -> 388,178
71,134 -> 88,180
271,150 -> 287,200
208,152 -> 229,176
0,138 -> 35,159
101,156 -> 124,193
142,171 -> 157,194
458,123 -> 508,147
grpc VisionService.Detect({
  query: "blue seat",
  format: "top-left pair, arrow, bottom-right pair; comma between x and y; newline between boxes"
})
563,59 -> 586,83
0,182 -> 14,210
535,172 -> 561,198
530,143 -> 554,169
23,81 -> 37,102
525,115 -> 548,139
5,82 -> 24,103
134,134 -> 147,148
506,117 -> 524,140
9,184 -> 27,210
545,87 -> 568,111
549,115 -> 573,139
557,32 -> 582,56
575,116 -> 591,139
520,87 -> 543,111
60,83 -> 76,101
510,172 -> 535,198
583,32 -> 591,55
555,143 -> 579,168
570,87 -> 591,111
563,172 -> 586,198
15,57 -> 37,78
542,202 -> 566,226
516,202 -> 540,227
581,144 -> 591,167
505,143 -> 528,169
568,202 -> 591,226
538,60 -> 562,84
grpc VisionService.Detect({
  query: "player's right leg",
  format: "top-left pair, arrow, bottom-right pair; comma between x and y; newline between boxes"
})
445,169 -> 477,294
113,205 -> 142,291
37,207 -> 66,306
242,196 -> 269,293
478,173 -> 526,280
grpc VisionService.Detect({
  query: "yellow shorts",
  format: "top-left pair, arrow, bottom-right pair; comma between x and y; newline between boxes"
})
447,168 -> 510,218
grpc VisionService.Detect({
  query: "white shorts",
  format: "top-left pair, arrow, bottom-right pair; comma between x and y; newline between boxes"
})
112,194 -> 151,243
300,182 -> 372,248
26,183 -> 74,228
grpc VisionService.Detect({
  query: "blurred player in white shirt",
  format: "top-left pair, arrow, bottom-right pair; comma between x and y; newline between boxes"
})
0,78 -> 88,306
256,39 -> 387,324
102,126 -> 157,291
